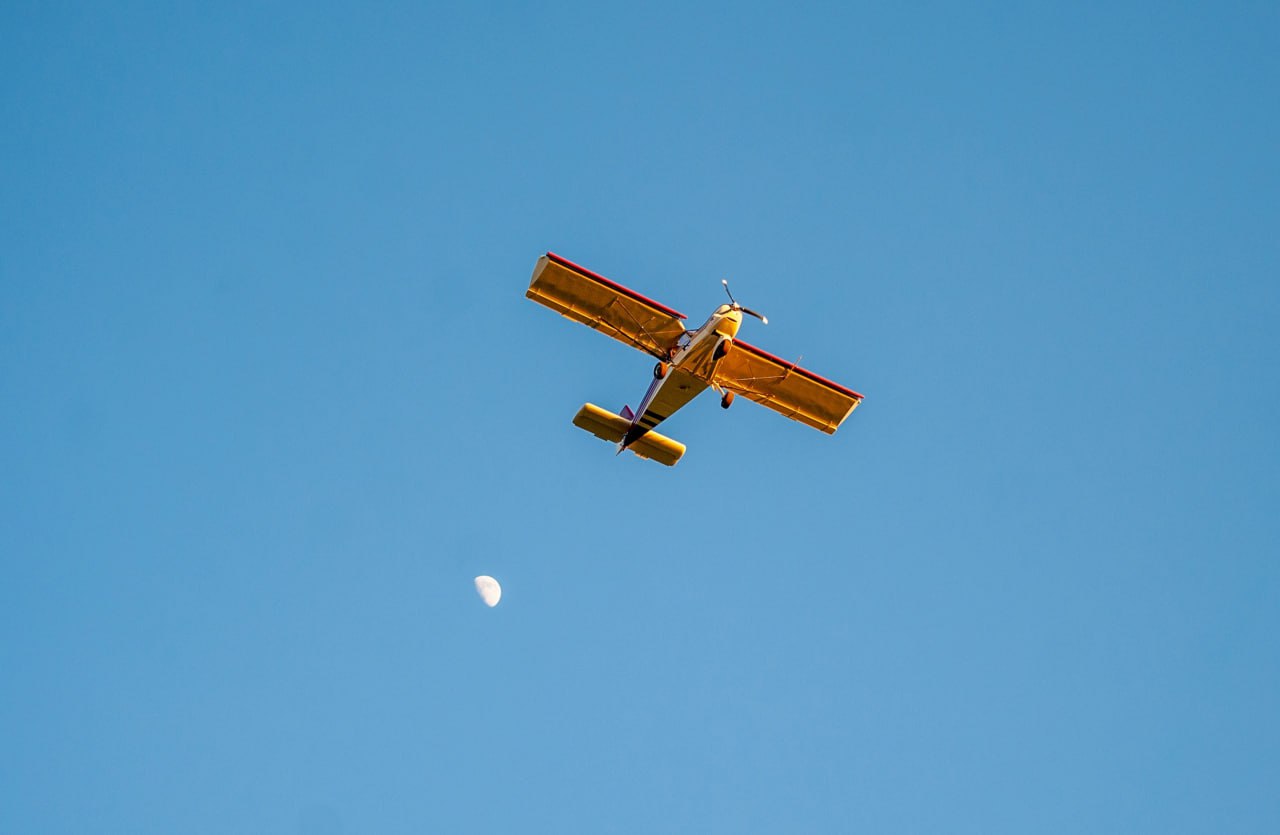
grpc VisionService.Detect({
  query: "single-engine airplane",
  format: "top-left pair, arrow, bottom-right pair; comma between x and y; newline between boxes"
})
526,252 -> 864,466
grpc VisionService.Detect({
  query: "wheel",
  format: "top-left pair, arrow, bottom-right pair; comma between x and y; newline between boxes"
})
721,391 -> 735,409
714,339 -> 733,361
654,362 -> 668,379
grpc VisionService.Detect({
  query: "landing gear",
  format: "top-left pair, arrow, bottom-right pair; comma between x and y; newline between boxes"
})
721,391 -> 735,409
714,338 -> 733,361
654,361 -> 669,379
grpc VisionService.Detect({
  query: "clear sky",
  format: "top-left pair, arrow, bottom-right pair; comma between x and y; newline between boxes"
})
3,3 -> 1278,833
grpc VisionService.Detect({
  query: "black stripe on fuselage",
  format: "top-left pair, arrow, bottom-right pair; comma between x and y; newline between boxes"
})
639,410 -> 667,428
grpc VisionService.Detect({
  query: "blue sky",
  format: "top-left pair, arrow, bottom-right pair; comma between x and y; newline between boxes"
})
2,2 -> 1277,832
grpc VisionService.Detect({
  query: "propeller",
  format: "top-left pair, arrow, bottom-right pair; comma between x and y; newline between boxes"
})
721,279 -> 768,325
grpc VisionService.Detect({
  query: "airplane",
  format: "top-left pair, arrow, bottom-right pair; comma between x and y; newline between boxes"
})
526,252 -> 864,466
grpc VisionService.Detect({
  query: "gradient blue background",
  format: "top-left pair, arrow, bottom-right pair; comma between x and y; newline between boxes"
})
3,3 -> 1277,832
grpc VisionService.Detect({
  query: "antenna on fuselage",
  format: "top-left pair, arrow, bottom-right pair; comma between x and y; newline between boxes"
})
721,279 -> 769,325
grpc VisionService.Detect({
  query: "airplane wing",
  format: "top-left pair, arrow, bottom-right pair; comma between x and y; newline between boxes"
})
714,340 -> 864,434
527,253 -> 687,359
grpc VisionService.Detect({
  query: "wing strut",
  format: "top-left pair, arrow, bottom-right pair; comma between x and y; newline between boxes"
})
599,295 -> 681,358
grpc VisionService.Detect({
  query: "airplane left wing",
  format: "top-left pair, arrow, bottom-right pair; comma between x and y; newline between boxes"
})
527,253 -> 687,359
713,340 -> 863,434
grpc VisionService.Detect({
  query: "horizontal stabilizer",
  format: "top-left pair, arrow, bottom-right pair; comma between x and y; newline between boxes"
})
573,403 -> 629,442
572,403 -> 686,466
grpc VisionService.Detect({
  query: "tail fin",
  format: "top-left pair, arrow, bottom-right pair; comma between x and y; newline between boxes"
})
572,403 -> 686,466
620,404 -> 635,421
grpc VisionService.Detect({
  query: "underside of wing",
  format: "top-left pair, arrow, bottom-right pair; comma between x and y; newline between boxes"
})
527,253 -> 687,359
714,340 -> 863,434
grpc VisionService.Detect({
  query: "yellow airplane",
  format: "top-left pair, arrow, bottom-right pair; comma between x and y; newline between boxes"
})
527,252 -> 864,466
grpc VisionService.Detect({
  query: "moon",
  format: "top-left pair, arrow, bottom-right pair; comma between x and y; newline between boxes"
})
474,575 -> 501,607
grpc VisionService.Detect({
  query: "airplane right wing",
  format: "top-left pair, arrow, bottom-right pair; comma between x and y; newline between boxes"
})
527,253 -> 687,359
713,340 -> 864,434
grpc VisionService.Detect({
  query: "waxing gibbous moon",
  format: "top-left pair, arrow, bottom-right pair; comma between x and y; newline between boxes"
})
474,575 -> 502,607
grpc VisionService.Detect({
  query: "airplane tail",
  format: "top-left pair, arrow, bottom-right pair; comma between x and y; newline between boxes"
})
572,403 -> 686,466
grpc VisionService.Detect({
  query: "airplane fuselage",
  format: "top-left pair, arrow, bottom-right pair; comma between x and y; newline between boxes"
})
621,305 -> 743,449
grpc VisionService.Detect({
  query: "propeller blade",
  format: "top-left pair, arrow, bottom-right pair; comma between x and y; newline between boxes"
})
723,279 -> 766,323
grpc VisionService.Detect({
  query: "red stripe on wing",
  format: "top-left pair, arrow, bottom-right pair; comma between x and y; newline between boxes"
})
546,252 -> 686,321
734,340 -> 864,401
